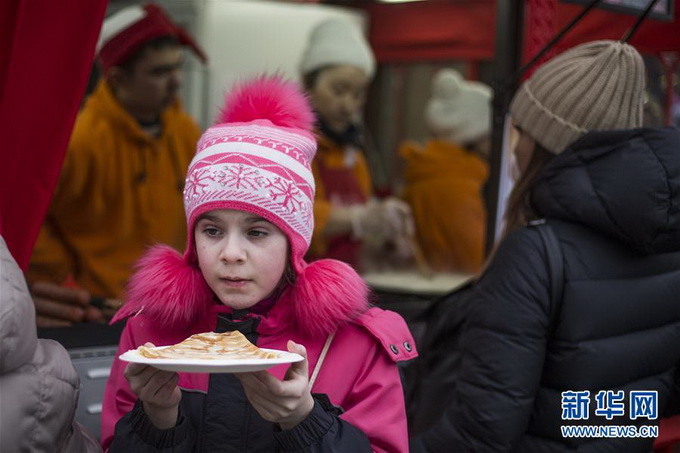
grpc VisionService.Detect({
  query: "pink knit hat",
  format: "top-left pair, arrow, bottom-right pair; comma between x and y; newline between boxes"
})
183,76 -> 317,274
113,75 -> 369,338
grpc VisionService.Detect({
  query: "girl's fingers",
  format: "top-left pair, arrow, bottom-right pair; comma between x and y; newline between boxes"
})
287,340 -> 307,359
241,385 -> 285,421
139,371 -> 173,401
238,373 -> 283,405
285,341 -> 309,380
152,372 -> 178,398
153,373 -> 180,403
237,370 -> 270,386
125,364 -> 158,392
125,362 -> 149,376
126,363 -> 175,399
124,344 -> 156,376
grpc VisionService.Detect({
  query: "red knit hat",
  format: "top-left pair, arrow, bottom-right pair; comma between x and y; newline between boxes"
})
96,3 -> 207,73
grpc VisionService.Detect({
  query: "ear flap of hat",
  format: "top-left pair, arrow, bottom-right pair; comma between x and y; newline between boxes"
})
280,259 -> 370,339
111,245 -> 213,327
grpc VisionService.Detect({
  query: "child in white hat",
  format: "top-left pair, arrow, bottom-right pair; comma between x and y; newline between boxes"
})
28,3 -> 208,325
300,19 -> 414,271
400,69 -> 491,274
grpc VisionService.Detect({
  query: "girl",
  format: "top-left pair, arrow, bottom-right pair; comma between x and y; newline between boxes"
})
300,19 -> 413,270
101,75 -> 417,452
409,41 -> 680,452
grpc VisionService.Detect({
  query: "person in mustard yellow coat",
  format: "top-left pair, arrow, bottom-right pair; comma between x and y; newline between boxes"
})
400,69 -> 491,274
27,4 -> 207,324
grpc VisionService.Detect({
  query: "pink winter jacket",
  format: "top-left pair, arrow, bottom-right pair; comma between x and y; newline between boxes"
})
101,247 -> 417,452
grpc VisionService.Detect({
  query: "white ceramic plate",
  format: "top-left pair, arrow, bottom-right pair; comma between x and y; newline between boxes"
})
119,347 -> 303,373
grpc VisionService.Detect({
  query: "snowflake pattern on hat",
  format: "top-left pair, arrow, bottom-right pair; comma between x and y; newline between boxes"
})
184,154 -> 314,243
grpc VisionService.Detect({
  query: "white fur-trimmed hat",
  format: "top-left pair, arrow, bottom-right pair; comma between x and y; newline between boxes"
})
425,69 -> 492,144
300,19 -> 376,79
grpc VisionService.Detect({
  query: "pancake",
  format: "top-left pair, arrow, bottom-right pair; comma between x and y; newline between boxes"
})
137,331 -> 279,360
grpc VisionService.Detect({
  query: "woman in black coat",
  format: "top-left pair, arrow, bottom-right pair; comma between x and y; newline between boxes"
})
410,40 -> 680,453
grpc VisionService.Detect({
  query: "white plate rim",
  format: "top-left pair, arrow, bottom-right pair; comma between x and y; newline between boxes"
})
119,346 -> 303,369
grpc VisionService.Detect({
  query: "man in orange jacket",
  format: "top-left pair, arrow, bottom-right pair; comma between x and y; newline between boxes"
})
27,4 -> 207,326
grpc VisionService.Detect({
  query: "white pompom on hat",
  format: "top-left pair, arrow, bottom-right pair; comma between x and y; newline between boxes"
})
425,69 -> 493,144
300,19 -> 376,79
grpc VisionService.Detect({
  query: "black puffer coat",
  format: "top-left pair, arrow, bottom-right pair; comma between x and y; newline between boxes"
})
411,128 -> 680,452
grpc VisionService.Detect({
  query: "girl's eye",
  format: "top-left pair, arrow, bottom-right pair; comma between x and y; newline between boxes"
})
203,227 -> 220,237
248,229 -> 267,238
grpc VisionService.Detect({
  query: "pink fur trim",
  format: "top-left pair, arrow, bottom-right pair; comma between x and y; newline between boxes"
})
111,245 -> 213,327
282,259 -> 370,338
216,75 -> 314,131
112,251 -> 369,338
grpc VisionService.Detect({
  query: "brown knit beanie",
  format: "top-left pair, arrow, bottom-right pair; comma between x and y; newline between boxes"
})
510,40 -> 645,154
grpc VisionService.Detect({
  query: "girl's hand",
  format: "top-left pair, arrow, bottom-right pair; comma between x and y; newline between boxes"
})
236,340 -> 315,430
123,343 -> 181,429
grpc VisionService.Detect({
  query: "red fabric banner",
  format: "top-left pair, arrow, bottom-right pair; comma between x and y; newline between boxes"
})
365,0 -> 497,63
0,0 -> 109,270
555,0 -> 680,55
362,0 -> 679,64
524,0 -> 559,78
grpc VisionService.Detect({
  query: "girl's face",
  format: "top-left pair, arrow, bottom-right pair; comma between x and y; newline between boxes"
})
309,65 -> 369,134
194,209 -> 288,310
511,124 -> 536,179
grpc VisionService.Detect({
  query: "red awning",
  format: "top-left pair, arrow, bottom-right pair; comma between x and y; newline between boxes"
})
362,0 -> 679,63
556,0 -> 680,55
365,0 -> 497,63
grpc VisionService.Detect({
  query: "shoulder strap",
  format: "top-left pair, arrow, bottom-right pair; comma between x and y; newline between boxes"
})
309,333 -> 335,391
530,219 -> 564,327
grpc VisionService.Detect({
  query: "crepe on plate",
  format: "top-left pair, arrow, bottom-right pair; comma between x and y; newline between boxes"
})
137,331 -> 280,360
